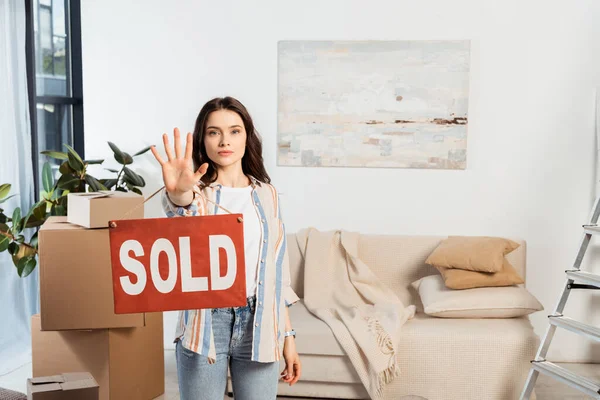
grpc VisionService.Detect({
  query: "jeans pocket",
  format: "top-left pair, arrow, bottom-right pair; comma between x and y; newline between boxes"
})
177,341 -> 196,359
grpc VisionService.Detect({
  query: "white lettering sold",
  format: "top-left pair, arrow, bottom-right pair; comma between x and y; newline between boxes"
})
118,235 -> 237,295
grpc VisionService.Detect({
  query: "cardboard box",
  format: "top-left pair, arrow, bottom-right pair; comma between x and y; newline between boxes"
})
32,313 -> 164,400
67,191 -> 144,229
39,216 -> 145,331
28,372 -> 99,400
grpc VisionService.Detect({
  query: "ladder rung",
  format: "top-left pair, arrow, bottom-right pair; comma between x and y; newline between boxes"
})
531,361 -> 600,398
549,315 -> 600,342
566,270 -> 600,288
584,224 -> 600,235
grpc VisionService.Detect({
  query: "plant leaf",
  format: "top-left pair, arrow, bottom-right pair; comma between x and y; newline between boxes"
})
133,146 -> 152,157
59,161 -> 74,175
115,187 -> 127,193
30,231 -> 39,248
64,144 -> 85,172
108,142 -> 126,164
21,213 -> 31,232
17,256 -> 36,278
105,168 -> 120,174
42,162 -> 54,192
0,235 -> 9,252
18,256 -> 35,277
21,257 -> 37,278
0,194 -> 17,205
32,200 -> 46,220
58,194 -> 68,208
31,202 -> 43,219
123,167 -> 144,187
131,187 -> 143,196
12,207 -> 21,233
41,150 -> 68,160
0,184 -> 11,200
84,175 -> 108,192
8,242 -> 18,255
64,144 -> 84,165
23,203 -> 46,229
84,159 -> 104,165
54,205 -> 66,216
57,174 -> 80,191
67,151 -> 85,172
12,242 -> 36,264
25,218 -> 45,229
100,179 -> 118,190
122,152 -> 133,165
0,222 -> 9,232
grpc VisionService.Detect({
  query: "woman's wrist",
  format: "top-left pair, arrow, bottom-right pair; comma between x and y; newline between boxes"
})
167,190 -> 194,206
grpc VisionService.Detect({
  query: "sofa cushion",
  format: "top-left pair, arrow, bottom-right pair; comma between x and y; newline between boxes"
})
425,236 -> 520,273
289,300 -> 538,400
288,299 -> 346,356
0,388 -> 27,400
411,274 -> 543,318
435,257 -> 524,289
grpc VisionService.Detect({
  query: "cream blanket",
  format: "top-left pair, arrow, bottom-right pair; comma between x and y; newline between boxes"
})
295,228 -> 416,400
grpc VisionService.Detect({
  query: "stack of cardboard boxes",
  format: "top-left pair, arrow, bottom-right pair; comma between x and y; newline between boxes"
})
31,192 -> 165,400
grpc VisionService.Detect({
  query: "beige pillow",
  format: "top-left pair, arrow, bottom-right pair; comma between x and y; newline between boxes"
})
435,258 -> 524,289
411,274 -> 543,318
425,236 -> 520,273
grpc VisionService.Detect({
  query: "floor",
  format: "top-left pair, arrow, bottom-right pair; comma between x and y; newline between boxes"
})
1,351 -> 599,399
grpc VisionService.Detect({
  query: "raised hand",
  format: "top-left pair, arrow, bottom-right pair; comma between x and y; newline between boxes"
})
151,128 -> 208,197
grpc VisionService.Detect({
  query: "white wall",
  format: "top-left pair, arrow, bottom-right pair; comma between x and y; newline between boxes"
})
80,0 -> 600,361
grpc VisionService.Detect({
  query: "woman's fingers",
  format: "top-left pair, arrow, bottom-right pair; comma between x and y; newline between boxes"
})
173,127 -> 183,159
280,369 -> 292,382
291,362 -> 301,384
150,145 -> 165,165
184,132 -> 194,160
193,163 -> 209,181
163,133 -> 175,161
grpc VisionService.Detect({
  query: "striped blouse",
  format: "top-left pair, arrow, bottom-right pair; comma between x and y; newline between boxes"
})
161,175 -> 300,364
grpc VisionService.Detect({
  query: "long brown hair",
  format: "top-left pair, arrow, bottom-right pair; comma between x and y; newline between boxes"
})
192,96 -> 271,187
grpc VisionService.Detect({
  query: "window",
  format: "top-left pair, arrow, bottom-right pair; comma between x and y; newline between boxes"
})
25,0 -> 84,200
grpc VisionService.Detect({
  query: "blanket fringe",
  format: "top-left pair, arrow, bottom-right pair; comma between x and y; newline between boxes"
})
366,316 -> 401,399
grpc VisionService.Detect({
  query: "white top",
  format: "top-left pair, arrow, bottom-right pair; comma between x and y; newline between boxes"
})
216,185 -> 261,298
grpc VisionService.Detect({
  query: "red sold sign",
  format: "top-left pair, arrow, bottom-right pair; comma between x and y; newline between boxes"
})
108,214 -> 247,314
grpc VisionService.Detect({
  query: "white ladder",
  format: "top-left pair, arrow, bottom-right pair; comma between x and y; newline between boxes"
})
520,196 -> 600,399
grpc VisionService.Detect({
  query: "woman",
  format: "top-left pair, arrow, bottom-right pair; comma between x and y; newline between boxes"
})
150,96 -> 301,400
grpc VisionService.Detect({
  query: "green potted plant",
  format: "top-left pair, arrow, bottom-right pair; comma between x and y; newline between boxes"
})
0,142 -> 151,277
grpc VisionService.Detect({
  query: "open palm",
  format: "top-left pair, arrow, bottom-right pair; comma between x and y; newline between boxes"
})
151,127 -> 208,195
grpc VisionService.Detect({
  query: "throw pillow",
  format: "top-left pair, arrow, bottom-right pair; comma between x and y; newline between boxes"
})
411,274 -> 543,318
425,236 -> 520,273
435,257 -> 524,289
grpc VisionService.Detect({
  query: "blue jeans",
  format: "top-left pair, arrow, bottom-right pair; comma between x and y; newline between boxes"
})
175,295 -> 280,400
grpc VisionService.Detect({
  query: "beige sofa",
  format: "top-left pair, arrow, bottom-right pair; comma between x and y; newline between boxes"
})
228,233 -> 539,400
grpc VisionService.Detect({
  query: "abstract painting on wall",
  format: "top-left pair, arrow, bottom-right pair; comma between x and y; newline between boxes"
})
277,40 -> 471,169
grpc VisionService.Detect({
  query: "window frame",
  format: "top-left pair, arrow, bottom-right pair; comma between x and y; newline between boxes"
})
24,0 -> 85,201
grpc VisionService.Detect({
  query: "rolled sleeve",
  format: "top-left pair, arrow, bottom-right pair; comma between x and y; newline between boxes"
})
277,190 -> 300,308
284,289 -> 300,307
282,240 -> 300,307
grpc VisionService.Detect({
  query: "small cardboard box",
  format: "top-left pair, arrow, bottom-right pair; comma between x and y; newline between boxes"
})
28,372 -> 99,400
39,216 -> 145,331
31,313 -> 164,400
67,191 -> 144,229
